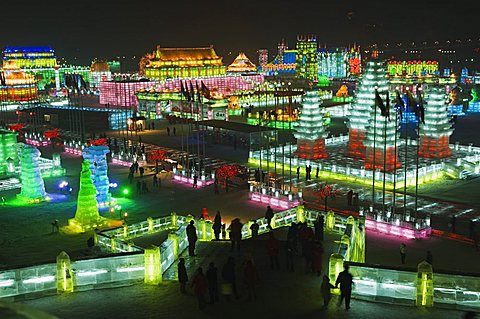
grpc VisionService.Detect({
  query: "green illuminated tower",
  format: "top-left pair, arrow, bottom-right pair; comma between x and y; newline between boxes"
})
347,59 -> 389,159
293,88 -> 328,159
0,130 -> 18,176
418,86 -> 453,158
296,35 -> 318,81
19,144 -> 46,200
70,160 -> 103,230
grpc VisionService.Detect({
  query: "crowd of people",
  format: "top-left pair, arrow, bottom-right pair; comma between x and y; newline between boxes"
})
179,207 -> 355,312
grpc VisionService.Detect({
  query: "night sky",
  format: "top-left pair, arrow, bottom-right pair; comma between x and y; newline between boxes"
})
1,0 -> 478,67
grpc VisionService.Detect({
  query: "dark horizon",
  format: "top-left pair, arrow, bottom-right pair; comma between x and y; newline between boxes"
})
1,0 -> 478,68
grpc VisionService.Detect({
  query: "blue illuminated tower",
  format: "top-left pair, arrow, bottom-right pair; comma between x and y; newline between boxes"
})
82,145 -> 110,205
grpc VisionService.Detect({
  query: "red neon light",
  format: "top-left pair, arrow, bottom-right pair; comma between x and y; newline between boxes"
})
296,138 -> 328,160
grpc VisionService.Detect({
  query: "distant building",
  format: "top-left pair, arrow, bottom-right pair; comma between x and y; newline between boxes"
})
90,61 -> 112,89
226,52 -> 257,73
99,79 -> 154,107
260,40 -> 296,76
107,60 -> 121,74
2,46 -> 56,68
1,46 -> 90,91
296,35 -> 318,81
387,60 -> 439,77
0,61 -> 38,102
141,45 -> 226,80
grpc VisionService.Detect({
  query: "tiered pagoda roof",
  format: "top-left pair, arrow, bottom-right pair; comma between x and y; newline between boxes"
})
226,52 -> 257,73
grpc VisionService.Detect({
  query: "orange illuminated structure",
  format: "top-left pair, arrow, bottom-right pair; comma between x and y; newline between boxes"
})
141,45 -> 226,80
0,61 -> 38,102
226,52 -> 257,73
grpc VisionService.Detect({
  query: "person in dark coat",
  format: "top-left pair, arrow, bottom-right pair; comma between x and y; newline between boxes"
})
267,232 -> 280,270
250,220 -> 260,239
265,205 -> 274,230
286,238 -> 295,272
314,215 -> 325,241
191,267 -> 208,310
229,218 -> 243,252
311,241 -> 324,276
243,259 -> 260,301
206,262 -> 219,304
296,166 -> 300,180
213,211 -> 222,240
222,256 -> 239,300
321,275 -> 335,309
186,220 -> 198,256
335,265 -> 353,310
177,258 -> 188,294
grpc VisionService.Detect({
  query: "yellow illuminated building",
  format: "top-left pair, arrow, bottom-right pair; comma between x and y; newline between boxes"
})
141,45 -> 226,80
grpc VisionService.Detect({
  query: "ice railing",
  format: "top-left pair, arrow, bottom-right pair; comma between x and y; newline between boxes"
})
250,148 -> 444,184
0,208 -> 352,300
345,262 -> 480,310
250,137 -> 480,184
0,213 -> 190,300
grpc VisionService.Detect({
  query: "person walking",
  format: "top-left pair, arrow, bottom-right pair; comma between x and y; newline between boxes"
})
316,166 -> 319,179
321,275 -> 335,309
265,205 -> 274,230
244,259 -> 260,301
296,166 -> 300,181
250,220 -> 259,239
173,126 -> 176,136
312,241 -> 324,276
335,264 -> 353,310
139,166 -> 144,178
206,262 -> 219,304
167,127 -> 170,136
221,256 -> 239,300
286,238 -> 295,272
314,215 -> 324,241
229,218 -> 243,252
287,222 -> 299,254
214,179 -> 219,194
191,267 -> 208,310
213,211 -> 222,240
193,174 -> 198,188
267,232 -> 280,270
400,243 -> 407,265
177,258 -> 188,294
186,220 -> 198,256
153,174 -> 158,188
136,180 -> 141,195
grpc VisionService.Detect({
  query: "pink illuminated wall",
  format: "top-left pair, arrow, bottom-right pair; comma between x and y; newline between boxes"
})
99,81 -> 155,107
152,74 -> 265,96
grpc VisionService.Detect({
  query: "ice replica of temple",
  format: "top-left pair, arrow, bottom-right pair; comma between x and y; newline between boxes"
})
141,46 -> 226,80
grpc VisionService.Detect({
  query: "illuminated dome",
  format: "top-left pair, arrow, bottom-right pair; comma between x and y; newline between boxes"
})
90,61 -> 110,72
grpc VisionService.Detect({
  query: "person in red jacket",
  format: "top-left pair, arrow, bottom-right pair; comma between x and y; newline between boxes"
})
191,267 -> 208,310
